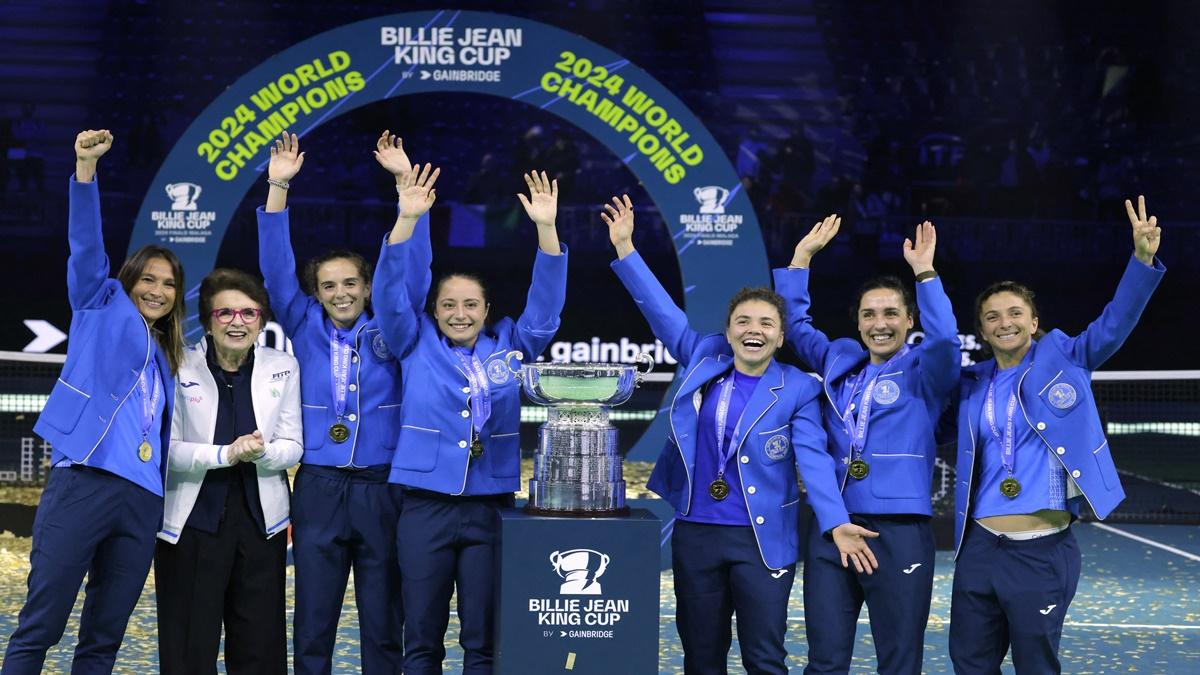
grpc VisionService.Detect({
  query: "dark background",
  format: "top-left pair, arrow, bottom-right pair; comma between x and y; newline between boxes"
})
1,0 -> 1197,370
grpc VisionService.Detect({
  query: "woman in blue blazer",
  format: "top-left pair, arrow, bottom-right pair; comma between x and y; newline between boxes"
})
949,196 -> 1164,674
773,216 -> 961,674
374,169 -> 567,675
256,131 -> 433,674
602,195 -> 876,675
4,130 -> 185,673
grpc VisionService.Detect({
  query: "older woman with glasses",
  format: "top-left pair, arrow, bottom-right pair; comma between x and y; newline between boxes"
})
154,268 -> 303,675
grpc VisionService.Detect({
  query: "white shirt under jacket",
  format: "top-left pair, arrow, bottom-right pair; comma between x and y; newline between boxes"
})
158,340 -> 303,544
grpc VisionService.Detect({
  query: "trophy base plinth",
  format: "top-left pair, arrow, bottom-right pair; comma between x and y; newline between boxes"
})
523,504 -> 630,518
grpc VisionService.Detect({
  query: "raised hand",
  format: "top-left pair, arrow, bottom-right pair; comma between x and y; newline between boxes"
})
902,220 -> 937,275
398,163 -> 439,220
75,129 -> 113,162
518,170 -> 559,229
831,522 -> 880,575
75,130 -> 113,182
1124,195 -> 1161,266
600,194 -> 636,259
374,130 -> 412,178
790,214 -> 841,269
268,131 -> 305,182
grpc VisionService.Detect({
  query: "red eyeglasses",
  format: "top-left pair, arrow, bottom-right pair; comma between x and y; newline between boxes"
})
210,308 -> 263,324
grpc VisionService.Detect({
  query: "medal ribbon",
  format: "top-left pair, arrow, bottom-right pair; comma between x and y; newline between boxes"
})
712,376 -> 745,478
138,363 -> 161,440
452,347 -> 492,436
985,370 -> 1019,478
329,329 -> 352,421
840,346 -> 908,462
985,343 -> 1035,478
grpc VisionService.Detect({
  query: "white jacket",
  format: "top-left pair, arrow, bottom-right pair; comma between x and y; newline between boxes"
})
159,341 -> 303,544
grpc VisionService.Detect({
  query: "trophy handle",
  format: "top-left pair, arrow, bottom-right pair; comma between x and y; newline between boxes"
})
634,352 -> 654,386
505,350 -> 525,375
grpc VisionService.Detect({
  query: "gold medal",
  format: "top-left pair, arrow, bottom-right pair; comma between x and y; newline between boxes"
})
329,423 -> 350,443
709,477 -> 730,501
138,440 -> 153,462
470,438 -> 484,459
1000,477 -> 1022,498
848,459 -> 870,480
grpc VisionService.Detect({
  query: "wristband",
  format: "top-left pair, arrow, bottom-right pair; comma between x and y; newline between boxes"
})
267,178 -> 289,190
914,270 -> 938,282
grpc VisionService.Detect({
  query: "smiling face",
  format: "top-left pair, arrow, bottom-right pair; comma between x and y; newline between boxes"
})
857,288 -> 914,364
128,257 -> 177,323
979,291 -> 1038,364
208,289 -> 263,361
725,299 -> 784,375
316,257 -> 370,329
435,276 -> 489,348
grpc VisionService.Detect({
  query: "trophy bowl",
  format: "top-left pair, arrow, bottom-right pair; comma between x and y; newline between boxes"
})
507,352 -> 653,517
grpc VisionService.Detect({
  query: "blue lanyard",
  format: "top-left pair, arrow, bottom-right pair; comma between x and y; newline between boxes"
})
840,346 -> 908,460
712,376 -> 745,478
138,362 -> 161,440
985,345 -> 1035,476
984,374 -> 1018,476
452,347 -> 492,435
329,329 -> 352,421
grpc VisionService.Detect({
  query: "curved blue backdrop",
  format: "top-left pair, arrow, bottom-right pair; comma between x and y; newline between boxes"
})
131,10 -> 767,461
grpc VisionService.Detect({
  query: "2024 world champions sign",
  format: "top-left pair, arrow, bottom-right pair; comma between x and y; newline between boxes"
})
132,10 -> 768,461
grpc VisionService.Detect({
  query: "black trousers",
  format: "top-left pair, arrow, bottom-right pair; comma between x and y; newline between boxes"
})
154,488 -> 288,675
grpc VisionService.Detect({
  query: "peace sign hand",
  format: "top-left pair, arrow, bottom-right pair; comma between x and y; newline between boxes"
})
1124,195 -> 1161,266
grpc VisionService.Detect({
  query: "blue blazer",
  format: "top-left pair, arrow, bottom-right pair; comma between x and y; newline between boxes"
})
613,251 -> 847,571
773,268 -> 961,516
35,177 -> 175,484
953,255 -> 1165,557
256,207 -> 431,468
374,236 -> 568,495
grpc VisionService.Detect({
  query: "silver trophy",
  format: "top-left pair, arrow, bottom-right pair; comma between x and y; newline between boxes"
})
507,352 -> 653,516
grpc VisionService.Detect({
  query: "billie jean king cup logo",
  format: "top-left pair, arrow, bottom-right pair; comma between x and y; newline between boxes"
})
550,548 -> 610,595
693,185 -> 729,214
165,182 -> 202,210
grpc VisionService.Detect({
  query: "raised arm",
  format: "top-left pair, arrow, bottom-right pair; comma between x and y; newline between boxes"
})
604,195 -> 701,367
376,132 -> 434,314
904,221 -> 961,397
67,130 -> 114,310
257,131 -> 309,333
772,214 -> 841,370
511,171 -> 567,357
1061,195 -> 1165,369
373,228 -> 422,360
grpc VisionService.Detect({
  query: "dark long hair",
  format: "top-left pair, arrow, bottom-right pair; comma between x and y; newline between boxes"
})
117,245 -> 185,375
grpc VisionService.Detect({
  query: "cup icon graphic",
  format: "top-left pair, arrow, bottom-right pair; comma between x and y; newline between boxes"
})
165,182 -> 202,210
549,548 -> 610,595
693,185 -> 729,214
